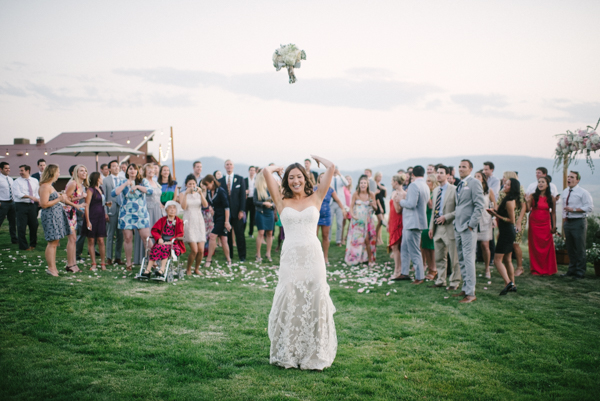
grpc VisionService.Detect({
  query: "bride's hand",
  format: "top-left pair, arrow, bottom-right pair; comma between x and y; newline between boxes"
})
310,155 -> 322,168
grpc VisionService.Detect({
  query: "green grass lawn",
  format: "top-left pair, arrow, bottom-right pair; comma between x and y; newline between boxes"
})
1,223 -> 599,400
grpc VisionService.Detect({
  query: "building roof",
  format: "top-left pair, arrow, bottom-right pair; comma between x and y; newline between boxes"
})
0,130 -> 155,178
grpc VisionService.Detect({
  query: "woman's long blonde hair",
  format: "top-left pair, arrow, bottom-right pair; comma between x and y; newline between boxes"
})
503,171 -> 518,180
426,174 -> 439,190
255,169 -> 269,201
40,164 -> 59,185
71,164 -> 89,187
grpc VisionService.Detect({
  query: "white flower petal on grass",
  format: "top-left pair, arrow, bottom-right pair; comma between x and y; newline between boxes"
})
386,292 -> 390,296
484,287 -> 488,290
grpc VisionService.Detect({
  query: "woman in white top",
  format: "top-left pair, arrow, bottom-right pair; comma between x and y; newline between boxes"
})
475,170 -> 496,279
180,174 -> 208,275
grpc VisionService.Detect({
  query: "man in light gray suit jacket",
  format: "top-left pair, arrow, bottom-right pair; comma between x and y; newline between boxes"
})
398,165 -> 430,284
102,160 -> 124,265
453,159 -> 485,303
428,166 -> 462,289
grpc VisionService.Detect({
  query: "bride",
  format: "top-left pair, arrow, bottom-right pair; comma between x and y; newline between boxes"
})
263,156 -> 337,370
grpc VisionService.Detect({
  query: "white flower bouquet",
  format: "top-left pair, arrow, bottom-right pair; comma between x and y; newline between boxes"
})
272,43 -> 306,84
554,118 -> 600,171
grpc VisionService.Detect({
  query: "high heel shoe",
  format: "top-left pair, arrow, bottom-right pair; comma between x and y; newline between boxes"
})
499,282 -> 514,296
256,257 -> 262,263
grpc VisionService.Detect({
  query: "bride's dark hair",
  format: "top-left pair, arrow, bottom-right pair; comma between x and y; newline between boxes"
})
281,163 -> 314,199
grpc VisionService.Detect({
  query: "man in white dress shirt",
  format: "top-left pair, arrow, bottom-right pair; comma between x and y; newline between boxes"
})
561,171 -> 594,279
12,165 -> 39,250
0,162 -> 18,244
525,167 -> 559,198
244,166 -> 257,237
330,167 -> 349,246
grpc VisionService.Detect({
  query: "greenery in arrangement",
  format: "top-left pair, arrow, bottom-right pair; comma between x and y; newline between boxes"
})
586,214 -> 600,249
553,233 -> 567,250
1,224 -> 599,401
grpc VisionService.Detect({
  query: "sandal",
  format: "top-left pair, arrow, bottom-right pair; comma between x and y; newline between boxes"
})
204,260 -> 212,268
141,269 -> 152,277
425,271 -> 438,280
126,264 -> 133,271
90,264 -> 98,272
46,269 -> 59,277
100,264 -> 106,271
156,269 -> 165,277
256,257 -> 262,263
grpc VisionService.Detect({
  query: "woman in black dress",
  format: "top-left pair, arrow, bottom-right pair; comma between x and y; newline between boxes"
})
83,172 -> 107,271
487,177 -> 519,295
374,172 -> 387,245
202,174 -> 232,266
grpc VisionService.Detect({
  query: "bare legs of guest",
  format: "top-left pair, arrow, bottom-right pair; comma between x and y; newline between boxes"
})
390,242 -> 401,278
187,241 -> 206,275
206,234 -> 231,267
422,248 -> 437,280
513,243 -> 524,276
376,214 -> 384,245
318,225 -> 331,265
66,231 -> 80,272
256,229 -> 273,262
123,228 -> 150,270
494,252 -> 516,295
88,237 -> 106,270
45,239 -> 60,276
480,240 -> 491,278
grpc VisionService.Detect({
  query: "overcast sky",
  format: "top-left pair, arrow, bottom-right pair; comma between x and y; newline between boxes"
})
1,0 -> 599,167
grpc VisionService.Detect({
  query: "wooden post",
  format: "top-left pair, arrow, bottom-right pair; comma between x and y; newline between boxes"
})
170,126 -> 176,180
563,155 -> 568,190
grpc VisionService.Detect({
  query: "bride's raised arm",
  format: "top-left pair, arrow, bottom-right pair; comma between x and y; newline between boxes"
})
311,155 -> 335,202
263,166 -> 285,213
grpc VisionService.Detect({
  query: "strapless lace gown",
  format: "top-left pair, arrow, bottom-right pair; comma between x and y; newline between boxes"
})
268,206 -> 337,370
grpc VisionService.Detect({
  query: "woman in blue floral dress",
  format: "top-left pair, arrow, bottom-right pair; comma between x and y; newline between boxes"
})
315,173 -> 345,265
112,163 -> 153,270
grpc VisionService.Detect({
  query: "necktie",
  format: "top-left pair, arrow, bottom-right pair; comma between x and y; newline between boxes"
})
434,188 -> 442,222
6,176 -> 12,201
566,189 -> 572,216
456,180 -> 464,196
27,179 -> 33,203
227,175 -> 231,195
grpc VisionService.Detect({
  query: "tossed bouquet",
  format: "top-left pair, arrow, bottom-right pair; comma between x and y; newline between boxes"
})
272,43 -> 306,84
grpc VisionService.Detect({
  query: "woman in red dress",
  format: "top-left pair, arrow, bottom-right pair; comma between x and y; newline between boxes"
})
389,174 -> 407,279
527,176 -> 557,275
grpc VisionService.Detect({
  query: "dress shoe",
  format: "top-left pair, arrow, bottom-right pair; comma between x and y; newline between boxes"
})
508,285 -> 517,292
459,296 -> 477,303
446,285 -> 459,291
106,258 -> 113,266
394,274 -> 412,281
114,259 -> 124,265
451,291 -> 466,297
428,283 -> 445,288
560,273 -> 573,277
412,279 -> 424,285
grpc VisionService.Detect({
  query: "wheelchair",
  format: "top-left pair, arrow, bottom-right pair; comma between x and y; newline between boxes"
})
135,221 -> 187,283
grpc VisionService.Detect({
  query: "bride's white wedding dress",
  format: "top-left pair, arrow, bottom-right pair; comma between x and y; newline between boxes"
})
268,206 -> 337,370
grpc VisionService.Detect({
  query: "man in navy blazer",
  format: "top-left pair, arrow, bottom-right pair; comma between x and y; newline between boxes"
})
398,165 -> 430,284
219,159 -> 247,262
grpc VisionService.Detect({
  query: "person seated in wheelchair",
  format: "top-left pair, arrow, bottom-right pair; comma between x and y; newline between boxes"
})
142,201 -> 186,277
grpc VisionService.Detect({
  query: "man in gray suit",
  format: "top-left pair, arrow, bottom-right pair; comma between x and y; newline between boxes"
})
102,160 -> 124,265
397,165 -> 430,284
453,159 -> 485,303
428,165 -> 462,289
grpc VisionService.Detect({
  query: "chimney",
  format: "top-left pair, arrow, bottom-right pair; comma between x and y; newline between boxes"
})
14,138 -> 30,145
36,137 -> 44,145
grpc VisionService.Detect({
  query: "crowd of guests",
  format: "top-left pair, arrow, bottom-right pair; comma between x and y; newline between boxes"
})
0,158 -> 595,296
